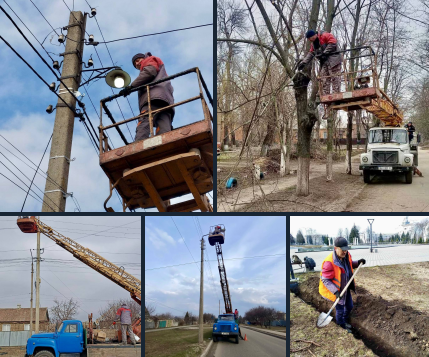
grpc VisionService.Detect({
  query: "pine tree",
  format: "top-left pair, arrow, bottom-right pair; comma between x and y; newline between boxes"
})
290,234 -> 295,244
349,224 -> 359,244
296,230 -> 305,245
307,235 -> 313,245
378,233 -> 383,242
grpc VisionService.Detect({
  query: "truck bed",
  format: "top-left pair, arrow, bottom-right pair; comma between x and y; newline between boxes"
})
86,344 -> 141,357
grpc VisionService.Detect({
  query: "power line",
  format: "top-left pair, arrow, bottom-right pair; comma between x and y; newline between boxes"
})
29,0 -> 61,36
145,296 -> 186,314
3,1 -> 59,64
100,23 -> 213,44
145,253 -> 286,271
171,217 -> 200,273
21,133 -> 52,212
0,159 -> 57,211
0,136 -> 64,191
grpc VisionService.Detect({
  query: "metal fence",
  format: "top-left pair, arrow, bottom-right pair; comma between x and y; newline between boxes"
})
0,331 -> 32,346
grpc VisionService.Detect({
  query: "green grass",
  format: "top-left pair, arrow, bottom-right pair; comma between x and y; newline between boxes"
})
145,327 -> 212,357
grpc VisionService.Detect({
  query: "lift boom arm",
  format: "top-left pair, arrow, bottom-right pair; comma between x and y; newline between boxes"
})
215,242 -> 232,314
30,217 -> 141,304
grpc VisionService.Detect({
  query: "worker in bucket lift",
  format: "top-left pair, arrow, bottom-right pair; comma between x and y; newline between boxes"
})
120,52 -> 175,141
298,30 -> 343,95
114,303 -> 136,346
319,237 -> 366,333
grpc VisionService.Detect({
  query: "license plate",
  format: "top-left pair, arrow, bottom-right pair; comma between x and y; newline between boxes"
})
221,332 -> 229,335
379,167 -> 392,171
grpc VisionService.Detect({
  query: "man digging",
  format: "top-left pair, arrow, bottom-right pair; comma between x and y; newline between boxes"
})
319,237 -> 366,333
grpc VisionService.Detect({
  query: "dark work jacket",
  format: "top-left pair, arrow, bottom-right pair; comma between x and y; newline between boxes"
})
131,58 -> 174,112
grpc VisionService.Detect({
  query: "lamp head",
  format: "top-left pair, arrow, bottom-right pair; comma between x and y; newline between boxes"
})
105,68 -> 131,89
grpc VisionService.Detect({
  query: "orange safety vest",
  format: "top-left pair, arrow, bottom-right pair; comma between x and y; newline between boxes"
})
319,252 -> 354,302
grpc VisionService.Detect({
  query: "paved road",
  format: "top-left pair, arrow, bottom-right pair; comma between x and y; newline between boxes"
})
207,326 -> 286,357
346,147 -> 429,211
291,244 -> 429,273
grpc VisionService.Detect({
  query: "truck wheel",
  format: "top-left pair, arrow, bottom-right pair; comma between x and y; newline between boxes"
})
363,170 -> 371,183
405,170 -> 413,184
235,335 -> 239,344
35,351 -> 55,357
213,335 -> 217,342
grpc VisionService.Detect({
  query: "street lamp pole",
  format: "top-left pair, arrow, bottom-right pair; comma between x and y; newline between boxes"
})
368,219 -> 374,253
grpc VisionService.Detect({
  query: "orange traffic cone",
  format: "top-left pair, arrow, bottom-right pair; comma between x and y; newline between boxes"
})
244,334 -> 247,341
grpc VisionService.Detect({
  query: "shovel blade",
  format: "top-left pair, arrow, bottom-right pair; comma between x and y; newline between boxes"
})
317,312 -> 332,328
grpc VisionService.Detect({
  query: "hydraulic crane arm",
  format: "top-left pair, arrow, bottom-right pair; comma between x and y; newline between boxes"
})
215,242 -> 232,314
17,217 -> 141,305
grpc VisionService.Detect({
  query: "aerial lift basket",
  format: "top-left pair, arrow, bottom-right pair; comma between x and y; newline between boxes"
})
17,216 -> 38,233
317,46 -> 403,126
208,224 -> 226,246
99,67 -> 213,212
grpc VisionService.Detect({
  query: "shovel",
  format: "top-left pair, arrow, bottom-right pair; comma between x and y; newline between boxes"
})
316,262 -> 363,328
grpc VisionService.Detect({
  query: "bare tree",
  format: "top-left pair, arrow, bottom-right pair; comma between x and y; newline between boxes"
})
50,298 -> 79,325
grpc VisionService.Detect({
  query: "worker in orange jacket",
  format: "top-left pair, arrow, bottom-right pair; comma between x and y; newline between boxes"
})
319,237 -> 365,333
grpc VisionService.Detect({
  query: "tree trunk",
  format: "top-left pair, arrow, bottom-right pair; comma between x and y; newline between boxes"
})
260,116 -> 275,156
326,112 -> 334,181
346,111 -> 353,174
294,74 -> 313,196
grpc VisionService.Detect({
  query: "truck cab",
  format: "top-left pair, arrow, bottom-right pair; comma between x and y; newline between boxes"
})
212,313 -> 239,344
359,127 -> 415,184
26,320 -> 86,357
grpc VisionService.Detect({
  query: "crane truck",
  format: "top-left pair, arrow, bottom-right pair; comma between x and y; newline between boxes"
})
208,225 -> 241,344
16,217 -> 141,357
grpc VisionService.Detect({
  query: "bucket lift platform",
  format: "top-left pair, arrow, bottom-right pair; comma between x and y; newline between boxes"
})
318,46 -> 403,127
99,67 -> 213,212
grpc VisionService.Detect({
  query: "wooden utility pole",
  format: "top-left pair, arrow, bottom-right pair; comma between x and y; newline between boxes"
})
42,11 -> 87,212
198,238 -> 205,344
30,249 -> 34,333
35,221 -> 41,333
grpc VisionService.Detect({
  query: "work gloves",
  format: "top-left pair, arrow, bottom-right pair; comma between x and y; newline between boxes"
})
334,290 -> 341,299
358,259 -> 366,266
119,86 -> 132,97
317,52 -> 328,63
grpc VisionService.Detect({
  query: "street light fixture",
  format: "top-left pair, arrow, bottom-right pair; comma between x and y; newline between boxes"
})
105,68 -> 131,89
368,219 -> 374,253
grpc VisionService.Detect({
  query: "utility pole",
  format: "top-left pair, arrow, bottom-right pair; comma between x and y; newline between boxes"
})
219,300 -> 220,316
198,238 -> 205,344
42,11 -> 87,212
30,249 -> 34,333
368,219 -> 374,253
35,220 -> 41,333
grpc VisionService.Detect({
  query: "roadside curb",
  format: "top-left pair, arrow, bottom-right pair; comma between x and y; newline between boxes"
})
200,340 -> 213,357
241,326 -> 286,340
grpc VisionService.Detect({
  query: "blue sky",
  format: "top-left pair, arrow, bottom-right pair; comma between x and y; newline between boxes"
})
0,216 -> 141,322
0,0 -> 213,212
145,216 -> 286,318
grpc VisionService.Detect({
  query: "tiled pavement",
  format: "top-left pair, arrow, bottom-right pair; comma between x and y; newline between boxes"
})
291,244 -> 429,273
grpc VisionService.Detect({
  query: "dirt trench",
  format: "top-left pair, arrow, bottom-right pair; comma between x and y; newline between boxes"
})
297,276 -> 429,357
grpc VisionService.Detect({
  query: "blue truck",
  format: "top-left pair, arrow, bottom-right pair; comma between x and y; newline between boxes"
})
25,320 -> 140,357
212,314 -> 240,344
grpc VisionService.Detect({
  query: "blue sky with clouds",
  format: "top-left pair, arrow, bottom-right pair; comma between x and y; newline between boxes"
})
0,0 -> 213,212
145,216 -> 286,318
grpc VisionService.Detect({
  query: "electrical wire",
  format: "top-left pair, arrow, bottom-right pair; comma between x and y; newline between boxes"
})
171,217 -> 200,273
99,23 -> 213,44
29,0 -> 61,36
3,1 -> 59,64
21,133 -> 52,212
145,253 -> 286,271
0,159 -> 57,211
0,171 -> 46,207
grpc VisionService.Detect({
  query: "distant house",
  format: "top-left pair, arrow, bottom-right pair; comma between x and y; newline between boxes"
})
0,305 -> 49,332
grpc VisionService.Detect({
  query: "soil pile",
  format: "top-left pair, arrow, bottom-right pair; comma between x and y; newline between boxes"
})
297,275 -> 429,357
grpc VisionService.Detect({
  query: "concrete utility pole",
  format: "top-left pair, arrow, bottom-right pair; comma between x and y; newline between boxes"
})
198,238 -> 205,344
35,221 -> 41,333
368,219 -> 374,253
42,11 -> 87,212
30,249 -> 34,333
